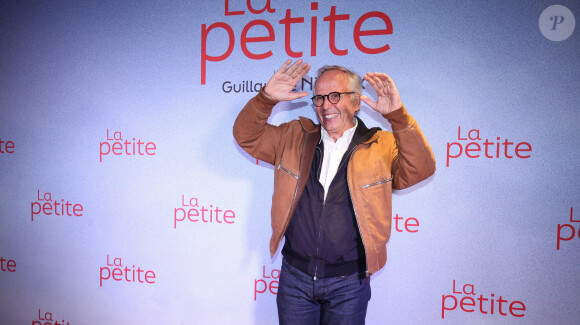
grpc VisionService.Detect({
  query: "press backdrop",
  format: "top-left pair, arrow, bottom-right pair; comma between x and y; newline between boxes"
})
1,1 -> 579,324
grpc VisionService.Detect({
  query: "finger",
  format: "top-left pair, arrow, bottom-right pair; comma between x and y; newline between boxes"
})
372,73 -> 389,89
383,74 -> 398,92
360,95 -> 377,110
364,73 -> 378,87
366,72 -> 386,87
377,73 -> 397,91
377,74 -> 399,96
364,73 -> 385,94
382,73 -> 394,85
292,63 -> 311,80
285,59 -> 304,75
375,74 -> 395,97
277,59 -> 292,73
288,91 -> 309,100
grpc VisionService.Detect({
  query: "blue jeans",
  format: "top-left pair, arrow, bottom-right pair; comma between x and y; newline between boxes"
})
276,258 -> 371,325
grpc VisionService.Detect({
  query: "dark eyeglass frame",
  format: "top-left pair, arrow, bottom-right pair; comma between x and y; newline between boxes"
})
311,92 -> 355,107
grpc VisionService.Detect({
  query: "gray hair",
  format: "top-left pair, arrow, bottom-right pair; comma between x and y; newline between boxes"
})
314,65 -> 362,107
314,65 -> 362,95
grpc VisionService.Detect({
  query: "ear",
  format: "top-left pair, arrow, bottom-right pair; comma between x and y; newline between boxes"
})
354,96 -> 361,110
353,104 -> 360,116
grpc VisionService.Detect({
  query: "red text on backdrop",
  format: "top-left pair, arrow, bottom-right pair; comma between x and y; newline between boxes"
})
441,280 -> 525,319
394,213 -> 420,233
99,129 -> 156,163
446,126 -> 532,167
33,309 -> 70,325
174,195 -> 236,228
557,207 -> 579,250
99,254 -> 156,287
255,265 -> 280,301
0,138 -> 15,153
201,1 -> 393,84
31,190 -> 83,222
1,256 -> 16,272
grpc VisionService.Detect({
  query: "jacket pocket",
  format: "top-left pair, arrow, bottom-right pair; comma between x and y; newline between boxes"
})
277,163 -> 298,179
359,175 -> 393,248
271,161 -> 299,234
362,177 -> 393,189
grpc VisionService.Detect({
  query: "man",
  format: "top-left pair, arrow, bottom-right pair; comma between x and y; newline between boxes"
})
233,59 -> 435,324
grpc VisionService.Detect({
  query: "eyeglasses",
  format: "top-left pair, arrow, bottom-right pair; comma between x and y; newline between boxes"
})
311,92 -> 355,107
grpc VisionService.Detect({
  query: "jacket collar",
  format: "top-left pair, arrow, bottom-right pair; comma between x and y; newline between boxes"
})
299,116 -> 320,134
353,116 -> 381,145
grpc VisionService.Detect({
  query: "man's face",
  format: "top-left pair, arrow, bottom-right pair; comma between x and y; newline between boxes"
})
314,70 -> 359,141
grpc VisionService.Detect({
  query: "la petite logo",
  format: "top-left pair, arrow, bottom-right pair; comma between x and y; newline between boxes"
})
201,1 -> 394,84
31,190 -> 83,221
174,195 -> 236,228
446,126 -> 532,167
33,309 -> 70,325
99,254 -> 156,287
441,280 -> 525,319
99,129 -> 156,162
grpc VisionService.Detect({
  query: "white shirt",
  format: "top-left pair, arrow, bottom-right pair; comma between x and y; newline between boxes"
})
319,119 -> 358,201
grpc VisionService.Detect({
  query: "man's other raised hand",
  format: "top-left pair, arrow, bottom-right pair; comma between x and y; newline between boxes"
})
263,59 -> 311,102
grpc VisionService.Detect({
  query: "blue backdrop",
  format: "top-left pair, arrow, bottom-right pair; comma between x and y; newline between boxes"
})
1,1 -> 578,324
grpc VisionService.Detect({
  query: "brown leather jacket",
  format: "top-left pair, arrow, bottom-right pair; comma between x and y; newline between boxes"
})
233,90 -> 436,275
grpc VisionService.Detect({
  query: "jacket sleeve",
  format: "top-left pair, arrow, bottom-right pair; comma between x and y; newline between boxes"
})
383,106 -> 436,190
233,90 -> 289,165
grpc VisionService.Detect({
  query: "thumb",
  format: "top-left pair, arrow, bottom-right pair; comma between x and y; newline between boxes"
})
290,91 -> 309,100
360,96 -> 376,110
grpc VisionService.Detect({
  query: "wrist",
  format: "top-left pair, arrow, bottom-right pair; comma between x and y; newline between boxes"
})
258,88 -> 279,105
262,86 -> 276,101
383,105 -> 411,131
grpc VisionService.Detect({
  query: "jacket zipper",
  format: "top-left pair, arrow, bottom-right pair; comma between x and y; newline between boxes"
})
346,144 -> 372,281
314,146 -> 323,281
277,164 -> 298,179
362,177 -> 393,189
313,196 -> 327,281
277,136 -> 308,254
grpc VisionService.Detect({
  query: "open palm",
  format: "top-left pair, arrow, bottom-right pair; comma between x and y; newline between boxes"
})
263,59 -> 311,101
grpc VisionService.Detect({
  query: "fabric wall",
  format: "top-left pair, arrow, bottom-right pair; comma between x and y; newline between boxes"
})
1,1 -> 578,324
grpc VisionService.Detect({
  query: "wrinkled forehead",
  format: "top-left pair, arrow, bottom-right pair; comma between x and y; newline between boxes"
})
314,70 -> 350,95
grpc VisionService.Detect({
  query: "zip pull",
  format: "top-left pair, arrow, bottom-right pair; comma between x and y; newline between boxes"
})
313,275 -> 317,281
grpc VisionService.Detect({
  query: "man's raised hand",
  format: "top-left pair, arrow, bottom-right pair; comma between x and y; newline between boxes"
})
263,59 -> 311,102
361,72 -> 403,115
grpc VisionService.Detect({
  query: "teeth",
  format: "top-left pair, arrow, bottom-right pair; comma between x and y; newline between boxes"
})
324,114 -> 338,119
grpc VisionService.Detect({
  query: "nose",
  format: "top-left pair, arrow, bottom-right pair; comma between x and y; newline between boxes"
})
321,96 -> 333,110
